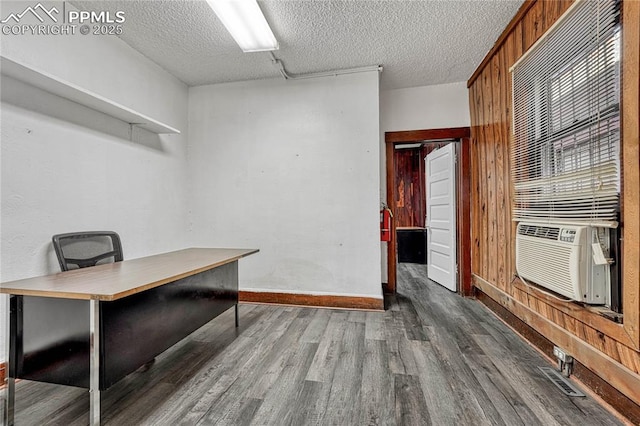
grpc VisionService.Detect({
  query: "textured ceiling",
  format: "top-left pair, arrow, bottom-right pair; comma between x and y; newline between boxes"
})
72,0 -> 524,90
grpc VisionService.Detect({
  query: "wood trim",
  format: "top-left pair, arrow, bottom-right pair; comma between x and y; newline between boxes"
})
511,278 -> 638,350
0,363 -> 4,385
384,127 -> 472,295
457,138 -> 473,296
474,275 -> 640,407
239,291 -> 384,311
385,141 -> 397,293
475,289 -> 640,425
385,127 -> 470,144
467,0 -> 538,87
622,0 -> 640,350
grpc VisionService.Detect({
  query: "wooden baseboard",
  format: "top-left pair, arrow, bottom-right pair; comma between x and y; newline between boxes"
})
475,288 -> 640,425
239,291 -> 384,311
0,363 -> 4,384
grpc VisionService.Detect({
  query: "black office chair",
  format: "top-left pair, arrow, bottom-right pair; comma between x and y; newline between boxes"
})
50,231 -> 156,371
52,231 -> 123,272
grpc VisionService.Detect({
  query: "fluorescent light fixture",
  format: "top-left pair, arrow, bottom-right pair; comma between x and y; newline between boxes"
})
207,0 -> 279,52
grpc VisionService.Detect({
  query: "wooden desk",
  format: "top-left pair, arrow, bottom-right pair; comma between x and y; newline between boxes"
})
0,248 -> 258,426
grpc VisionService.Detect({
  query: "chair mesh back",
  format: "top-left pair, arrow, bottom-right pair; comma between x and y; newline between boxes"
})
52,232 -> 123,271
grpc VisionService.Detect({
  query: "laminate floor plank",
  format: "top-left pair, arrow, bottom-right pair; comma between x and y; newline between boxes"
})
396,295 -> 429,341
427,327 -> 500,426
142,334 -> 268,425
567,397 -> 625,426
364,311 -> 386,341
250,342 -> 319,425
238,305 -> 288,339
187,310 -> 309,425
228,397 -> 264,426
394,374 -> 431,426
13,382 -> 85,426
178,308 -> 304,425
385,311 -> 419,375
473,333 -> 624,426
286,380 -> 326,426
409,340 -> 462,425
245,313 -> 314,399
322,321 -> 366,425
463,351 -> 538,426
347,310 -> 367,323
305,311 -> 349,383
299,308 -> 332,343
359,339 -> 394,426
103,382 -> 174,426
7,264 -> 625,426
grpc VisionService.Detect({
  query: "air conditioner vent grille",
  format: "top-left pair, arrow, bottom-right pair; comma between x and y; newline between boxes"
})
516,221 -> 610,305
517,239 -> 575,297
517,224 -> 560,240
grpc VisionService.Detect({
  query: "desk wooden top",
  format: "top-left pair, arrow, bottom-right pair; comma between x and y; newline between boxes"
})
0,248 -> 258,301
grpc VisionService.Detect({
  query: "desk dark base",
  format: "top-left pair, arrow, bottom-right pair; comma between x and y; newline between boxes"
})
10,262 -> 238,391
397,228 -> 427,264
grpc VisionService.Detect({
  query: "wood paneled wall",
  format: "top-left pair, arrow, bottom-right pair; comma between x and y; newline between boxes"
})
394,148 -> 425,228
394,144 -> 447,228
468,0 -> 640,410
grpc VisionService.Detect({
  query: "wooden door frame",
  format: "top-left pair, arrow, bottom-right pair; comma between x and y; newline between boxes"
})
385,127 -> 472,296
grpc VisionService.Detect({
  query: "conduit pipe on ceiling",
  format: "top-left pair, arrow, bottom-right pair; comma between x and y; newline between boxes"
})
269,52 -> 382,80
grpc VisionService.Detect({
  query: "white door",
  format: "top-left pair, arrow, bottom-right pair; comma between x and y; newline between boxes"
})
425,143 -> 457,291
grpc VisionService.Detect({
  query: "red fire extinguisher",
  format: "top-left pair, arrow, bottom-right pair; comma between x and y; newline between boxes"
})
380,206 -> 393,242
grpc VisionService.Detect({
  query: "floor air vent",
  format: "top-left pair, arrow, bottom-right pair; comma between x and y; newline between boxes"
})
538,367 -> 586,397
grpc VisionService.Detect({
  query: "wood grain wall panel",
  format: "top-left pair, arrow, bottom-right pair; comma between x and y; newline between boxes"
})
620,345 -> 640,374
605,339 -> 622,364
469,85 -> 482,271
487,61 -> 499,288
394,148 -> 426,228
507,22 -> 524,69
394,144 -> 448,229
500,48 -> 512,285
468,0 -> 640,408
471,82 -> 482,278
544,0 -> 573,27
505,23 -> 522,280
493,50 -> 509,292
480,69 -> 492,284
522,0 -> 545,52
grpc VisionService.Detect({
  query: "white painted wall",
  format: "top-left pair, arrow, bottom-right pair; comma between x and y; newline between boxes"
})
379,81 -> 470,281
188,72 -> 382,299
0,21 -> 189,360
380,82 -> 471,134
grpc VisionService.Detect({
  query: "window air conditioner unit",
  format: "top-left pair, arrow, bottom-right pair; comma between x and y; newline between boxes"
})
515,222 -> 610,304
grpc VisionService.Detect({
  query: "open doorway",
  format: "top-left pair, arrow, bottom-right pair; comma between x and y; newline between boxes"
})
384,127 -> 472,296
394,141 -> 448,264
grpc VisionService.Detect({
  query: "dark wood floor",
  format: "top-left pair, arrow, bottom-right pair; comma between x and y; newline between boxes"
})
2,264 -> 625,425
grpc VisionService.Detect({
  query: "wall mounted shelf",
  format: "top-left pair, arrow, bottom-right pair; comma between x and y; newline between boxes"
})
0,56 -> 181,135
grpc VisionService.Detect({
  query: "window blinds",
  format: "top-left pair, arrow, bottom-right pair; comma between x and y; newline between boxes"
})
511,0 -> 621,227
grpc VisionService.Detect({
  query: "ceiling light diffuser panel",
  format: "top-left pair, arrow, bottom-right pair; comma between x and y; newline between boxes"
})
206,0 -> 279,52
